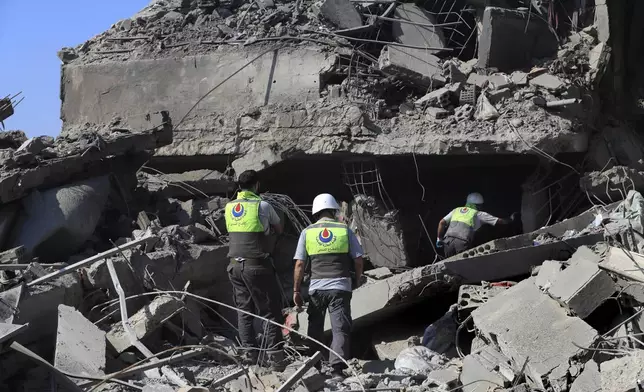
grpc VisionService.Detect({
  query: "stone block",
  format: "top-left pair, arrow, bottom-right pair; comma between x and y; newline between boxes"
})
374,339 -> 408,361
601,246 -> 644,282
426,107 -> 450,120
364,267 -> 393,280
478,7 -> 558,72
529,73 -> 565,91
54,305 -> 106,382
427,367 -> 459,388
570,360 -> 600,392
16,137 -> 46,155
415,87 -> 451,108
9,176 -> 110,262
488,88 -> 513,104
107,295 -> 184,353
379,45 -> 445,88
511,71 -> 528,86
472,278 -> 598,378
319,0 -> 362,29
600,351 -> 644,392
547,257 -> 615,318
391,4 -> 446,48
487,73 -> 512,90
534,260 -> 563,290
466,73 -> 489,88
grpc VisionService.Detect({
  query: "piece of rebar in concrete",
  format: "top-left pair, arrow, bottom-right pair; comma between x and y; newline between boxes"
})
276,352 -> 323,392
26,236 -> 157,287
211,368 -> 246,387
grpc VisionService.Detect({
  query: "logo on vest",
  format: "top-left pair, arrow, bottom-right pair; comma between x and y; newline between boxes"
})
231,203 -> 245,220
459,207 -> 469,214
317,228 -> 336,246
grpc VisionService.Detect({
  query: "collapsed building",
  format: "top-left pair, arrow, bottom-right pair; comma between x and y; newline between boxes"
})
3,0 -> 644,390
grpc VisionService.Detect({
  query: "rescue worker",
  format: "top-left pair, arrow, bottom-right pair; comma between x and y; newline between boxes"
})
224,170 -> 285,368
292,193 -> 364,380
436,192 -> 516,257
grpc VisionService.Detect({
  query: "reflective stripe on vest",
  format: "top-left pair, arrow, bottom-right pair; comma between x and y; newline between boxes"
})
225,191 -> 269,259
305,221 -> 352,280
225,191 -> 263,233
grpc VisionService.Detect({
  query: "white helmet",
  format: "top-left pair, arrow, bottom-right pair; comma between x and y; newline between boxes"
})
312,193 -> 341,215
466,192 -> 484,205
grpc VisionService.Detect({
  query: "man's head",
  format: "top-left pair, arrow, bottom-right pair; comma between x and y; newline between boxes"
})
312,193 -> 340,220
466,192 -> 484,209
238,170 -> 260,192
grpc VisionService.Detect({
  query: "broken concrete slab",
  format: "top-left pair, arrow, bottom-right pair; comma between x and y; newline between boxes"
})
391,4 -> 446,49
529,73 -> 565,91
460,350 -> 507,392
570,360 -> 600,392
600,246 -> 644,282
139,169 -> 235,199
12,274 -> 83,345
511,71 -> 528,86
364,267 -> 393,280
350,195 -> 410,268
107,295 -> 184,353
478,7 -> 558,72
594,0 -> 610,43
466,73 -> 489,88
54,305 -> 106,381
586,42 -> 611,86
374,338 -> 409,361
547,256 -> 615,318
580,166 -> 644,203
0,323 -> 28,345
379,45 -> 446,88
414,87 -> 451,108
0,111 -> 171,204
457,284 -> 508,315
600,350 -> 644,392
427,367 -> 459,389
534,260 -> 563,291
426,107 -> 450,120
487,73 -> 512,90
319,0 -> 362,29
472,278 -> 598,378
9,176 -> 110,262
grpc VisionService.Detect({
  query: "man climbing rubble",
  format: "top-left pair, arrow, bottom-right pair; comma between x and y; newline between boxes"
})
292,193 -> 364,381
436,192 -> 517,257
224,170 -> 285,369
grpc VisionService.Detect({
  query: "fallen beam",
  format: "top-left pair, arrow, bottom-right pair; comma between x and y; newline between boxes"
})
276,352 -> 323,392
26,236 -> 157,287
0,263 -> 67,270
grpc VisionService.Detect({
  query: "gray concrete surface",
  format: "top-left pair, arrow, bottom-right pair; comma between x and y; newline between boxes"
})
107,295 -> 184,353
391,4 -> 446,49
478,7 -> 558,72
319,0 -> 362,29
9,176 -> 110,262
140,169 -> 235,198
547,257 -> 615,318
460,349 -> 507,392
379,45 -> 445,88
54,305 -> 106,381
535,260 -> 563,290
472,278 -> 598,378
600,351 -> 644,392
570,360 -> 601,392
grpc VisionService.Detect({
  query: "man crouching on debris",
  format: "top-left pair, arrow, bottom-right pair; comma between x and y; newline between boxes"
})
224,170 -> 285,369
436,192 -> 517,257
292,193 -> 364,381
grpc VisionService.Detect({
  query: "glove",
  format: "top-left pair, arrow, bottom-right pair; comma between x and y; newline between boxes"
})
436,239 -> 444,248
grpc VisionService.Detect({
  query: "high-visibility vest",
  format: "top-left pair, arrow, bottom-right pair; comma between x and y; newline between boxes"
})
445,206 -> 478,242
225,191 -> 270,259
305,220 -> 352,279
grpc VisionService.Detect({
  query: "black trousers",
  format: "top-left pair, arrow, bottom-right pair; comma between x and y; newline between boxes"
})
307,290 -> 352,369
444,236 -> 470,257
227,260 -> 284,353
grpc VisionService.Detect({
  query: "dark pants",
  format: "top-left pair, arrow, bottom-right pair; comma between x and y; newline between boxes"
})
227,260 -> 283,355
444,236 -> 470,257
307,290 -> 352,369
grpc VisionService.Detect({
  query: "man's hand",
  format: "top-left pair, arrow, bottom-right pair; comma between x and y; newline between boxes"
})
436,239 -> 444,248
293,291 -> 303,307
510,212 -> 520,222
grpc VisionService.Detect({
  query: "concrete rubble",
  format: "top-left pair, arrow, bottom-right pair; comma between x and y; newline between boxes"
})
6,0 -> 644,391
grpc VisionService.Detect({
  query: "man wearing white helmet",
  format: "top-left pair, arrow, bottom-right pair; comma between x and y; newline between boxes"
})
292,193 -> 364,380
436,192 -> 516,257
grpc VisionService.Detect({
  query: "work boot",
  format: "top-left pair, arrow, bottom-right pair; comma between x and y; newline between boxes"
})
330,364 -> 345,381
